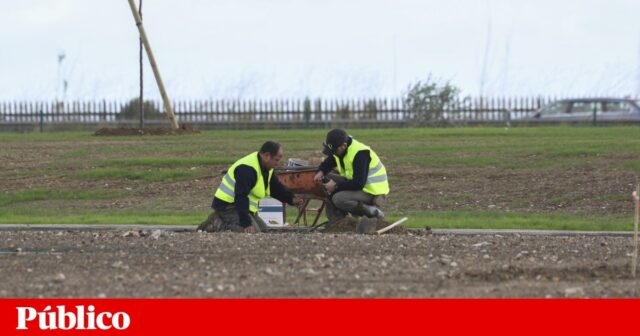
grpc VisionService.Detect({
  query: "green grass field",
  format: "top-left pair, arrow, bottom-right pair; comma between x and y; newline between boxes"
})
1,126 -> 639,230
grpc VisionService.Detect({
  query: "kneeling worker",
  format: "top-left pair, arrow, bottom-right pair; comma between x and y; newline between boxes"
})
199,141 -> 303,233
313,129 -> 389,224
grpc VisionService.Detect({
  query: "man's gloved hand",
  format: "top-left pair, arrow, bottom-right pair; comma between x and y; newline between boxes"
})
323,179 -> 337,193
313,171 -> 324,183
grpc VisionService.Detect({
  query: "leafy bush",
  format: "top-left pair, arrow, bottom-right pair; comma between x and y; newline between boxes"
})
404,75 -> 460,123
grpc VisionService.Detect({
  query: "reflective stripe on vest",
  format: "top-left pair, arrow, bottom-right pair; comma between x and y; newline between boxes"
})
214,152 -> 272,212
334,139 -> 389,195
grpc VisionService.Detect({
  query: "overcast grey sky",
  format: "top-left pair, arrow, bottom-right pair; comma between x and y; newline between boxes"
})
1,0 -> 639,100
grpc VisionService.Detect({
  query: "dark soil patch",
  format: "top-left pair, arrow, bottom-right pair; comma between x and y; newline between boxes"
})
387,166 -> 637,216
323,217 -> 359,233
94,125 -> 200,136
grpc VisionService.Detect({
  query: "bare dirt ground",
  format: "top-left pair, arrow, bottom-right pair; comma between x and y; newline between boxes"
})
0,229 -> 638,298
2,132 -> 639,297
1,138 -> 637,216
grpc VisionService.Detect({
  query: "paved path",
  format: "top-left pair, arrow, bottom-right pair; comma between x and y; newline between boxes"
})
0,224 -> 634,236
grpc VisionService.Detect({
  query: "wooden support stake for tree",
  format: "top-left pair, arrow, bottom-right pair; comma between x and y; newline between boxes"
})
632,186 -> 639,278
126,0 -> 179,129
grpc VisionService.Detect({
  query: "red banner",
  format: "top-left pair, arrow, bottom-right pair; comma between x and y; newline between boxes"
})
0,299 -> 638,335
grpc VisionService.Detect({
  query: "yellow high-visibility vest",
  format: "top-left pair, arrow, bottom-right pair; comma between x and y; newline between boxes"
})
333,139 -> 389,195
214,152 -> 272,212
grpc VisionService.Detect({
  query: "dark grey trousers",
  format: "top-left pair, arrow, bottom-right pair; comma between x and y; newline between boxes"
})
198,206 -> 268,232
325,175 -> 376,221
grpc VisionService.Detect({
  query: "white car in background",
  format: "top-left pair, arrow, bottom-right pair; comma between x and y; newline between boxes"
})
526,98 -> 640,122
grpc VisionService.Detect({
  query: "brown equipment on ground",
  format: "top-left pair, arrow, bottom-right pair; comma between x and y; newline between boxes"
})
274,165 -> 404,234
275,166 -> 329,227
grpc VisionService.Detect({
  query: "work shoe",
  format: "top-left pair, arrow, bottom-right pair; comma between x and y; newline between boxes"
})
371,207 -> 385,219
357,202 -> 385,219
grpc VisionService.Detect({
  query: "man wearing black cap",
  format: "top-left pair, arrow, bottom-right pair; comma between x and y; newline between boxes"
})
313,129 -> 389,224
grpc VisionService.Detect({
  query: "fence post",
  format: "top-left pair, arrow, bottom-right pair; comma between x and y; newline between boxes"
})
303,97 -> 311,128
39,105 -> 44,132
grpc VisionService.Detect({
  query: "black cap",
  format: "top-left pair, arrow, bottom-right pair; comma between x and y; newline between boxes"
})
325,129 -> 348,148
322,129 -> 348,156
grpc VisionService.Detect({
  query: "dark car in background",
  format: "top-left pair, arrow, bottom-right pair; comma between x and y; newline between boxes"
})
524,98 -> 640,122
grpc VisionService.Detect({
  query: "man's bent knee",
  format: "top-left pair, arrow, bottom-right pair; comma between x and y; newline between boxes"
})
331,191 -> 353,210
